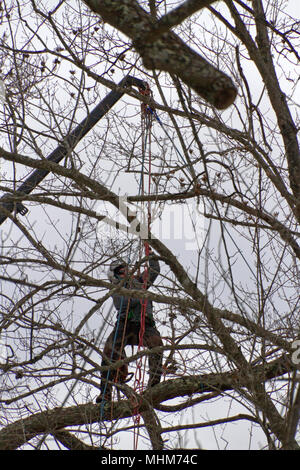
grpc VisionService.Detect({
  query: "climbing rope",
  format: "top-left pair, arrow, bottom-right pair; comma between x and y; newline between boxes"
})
132,83 -> 154,449
99,80 -> 154,450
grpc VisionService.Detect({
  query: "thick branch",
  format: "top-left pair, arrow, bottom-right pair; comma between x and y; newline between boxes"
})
0,354 -> 295,450
143,0 -> 220,41
51,429 -> 99,450
83,0 -> 237,109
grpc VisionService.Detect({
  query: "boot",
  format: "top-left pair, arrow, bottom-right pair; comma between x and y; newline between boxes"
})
96,386 -> 112,404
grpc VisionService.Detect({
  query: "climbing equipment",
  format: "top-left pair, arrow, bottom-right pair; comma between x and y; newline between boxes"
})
131,83 -> 154,449
99,80 -> 155,449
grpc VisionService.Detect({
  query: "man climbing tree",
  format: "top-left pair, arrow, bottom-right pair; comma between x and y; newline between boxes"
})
97,248 -> 162,404
0,0 -> 299,451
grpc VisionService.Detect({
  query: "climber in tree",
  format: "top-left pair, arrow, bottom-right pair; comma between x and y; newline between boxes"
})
96,248 -> 163,403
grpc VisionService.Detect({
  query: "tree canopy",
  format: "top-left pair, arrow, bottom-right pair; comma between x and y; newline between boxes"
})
0,0 -> 299,450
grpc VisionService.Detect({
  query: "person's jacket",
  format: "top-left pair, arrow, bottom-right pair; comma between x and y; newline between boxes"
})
108,258 -> 160,325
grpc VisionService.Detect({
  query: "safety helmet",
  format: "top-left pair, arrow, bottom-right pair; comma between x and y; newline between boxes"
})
107,259 -> 127,281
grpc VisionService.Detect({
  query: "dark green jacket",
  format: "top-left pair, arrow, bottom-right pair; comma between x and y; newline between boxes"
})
112,258 -> 160,324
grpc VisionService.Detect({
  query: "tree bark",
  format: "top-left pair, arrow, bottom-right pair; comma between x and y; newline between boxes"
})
83,0 -> 237,109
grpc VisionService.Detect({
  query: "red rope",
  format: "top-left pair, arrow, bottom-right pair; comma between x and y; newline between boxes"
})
132,83 -> 153,449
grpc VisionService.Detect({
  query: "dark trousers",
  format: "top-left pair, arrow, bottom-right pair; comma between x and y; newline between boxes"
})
100,319 -> 163,397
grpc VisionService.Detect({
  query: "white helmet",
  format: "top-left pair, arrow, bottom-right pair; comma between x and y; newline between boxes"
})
107,259 -> 127,281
